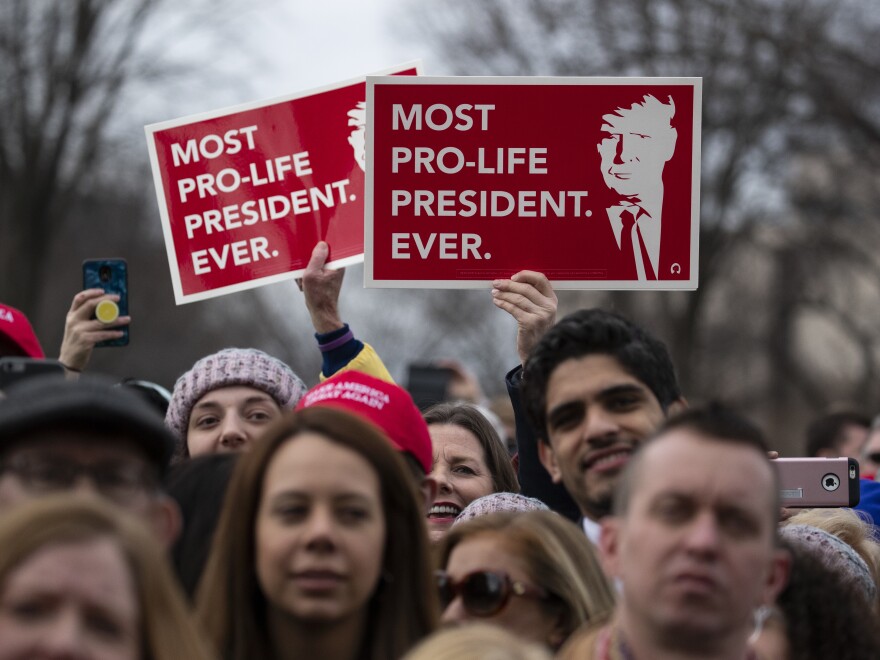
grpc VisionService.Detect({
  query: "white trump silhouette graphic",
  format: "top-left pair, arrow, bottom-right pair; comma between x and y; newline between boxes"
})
597,94 -> 677,280
347,101 -> 366,172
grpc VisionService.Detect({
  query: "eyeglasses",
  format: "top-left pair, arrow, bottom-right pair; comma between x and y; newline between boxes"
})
0,456 -> 157,504
435,569 -> 549,617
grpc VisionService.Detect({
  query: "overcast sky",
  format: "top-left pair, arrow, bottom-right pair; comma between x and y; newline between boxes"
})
248,1 -> 428,94
160,1 -> 434,114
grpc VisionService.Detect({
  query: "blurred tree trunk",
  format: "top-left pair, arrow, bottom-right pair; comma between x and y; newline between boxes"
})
0,0 -> 157,310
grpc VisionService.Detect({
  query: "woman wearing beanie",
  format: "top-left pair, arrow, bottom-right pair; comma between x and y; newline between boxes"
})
165,348 -> 306,460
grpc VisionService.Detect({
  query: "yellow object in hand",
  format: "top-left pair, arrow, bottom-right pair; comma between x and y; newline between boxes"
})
95,300 -> 120,324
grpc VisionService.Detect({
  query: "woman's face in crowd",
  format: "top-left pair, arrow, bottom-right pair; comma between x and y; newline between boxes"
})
428,424 -> 494,542
442,532 -> 562,648
256,432 -> 386,623
187,385 -> 282,456
0,537 -> 140,660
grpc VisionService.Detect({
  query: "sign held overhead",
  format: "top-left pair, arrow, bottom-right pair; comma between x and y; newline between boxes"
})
365,77 -> 702,290
146,62 -> 421,304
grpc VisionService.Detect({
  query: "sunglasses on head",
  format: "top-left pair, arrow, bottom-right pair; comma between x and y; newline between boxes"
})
435,569 -> 549,617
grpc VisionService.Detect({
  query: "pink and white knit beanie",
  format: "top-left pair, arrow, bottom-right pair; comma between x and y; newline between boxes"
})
453,492 -> 550,526
165,348 -> 305,442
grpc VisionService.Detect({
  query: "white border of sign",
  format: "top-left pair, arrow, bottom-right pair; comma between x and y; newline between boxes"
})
364,75 -> 702,290
145,61 -> 423,305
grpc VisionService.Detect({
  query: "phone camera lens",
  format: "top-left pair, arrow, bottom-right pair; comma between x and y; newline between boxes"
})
99,266 -> 112,283
821,474 -> 840,492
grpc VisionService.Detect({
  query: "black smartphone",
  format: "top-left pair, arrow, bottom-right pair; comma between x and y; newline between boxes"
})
0,357 -> 66,391
776,457 -> 860,507
82,258 -> 129,347
406,363 -> 454,411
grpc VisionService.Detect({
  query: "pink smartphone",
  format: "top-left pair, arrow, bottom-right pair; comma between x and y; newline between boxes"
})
776,457 -> 860,507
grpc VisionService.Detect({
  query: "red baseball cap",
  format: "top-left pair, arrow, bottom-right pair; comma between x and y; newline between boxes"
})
296,370 -> 433,475
0,303 -> 45,358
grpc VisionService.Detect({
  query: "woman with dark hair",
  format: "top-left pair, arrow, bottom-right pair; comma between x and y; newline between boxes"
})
423,402 -> 520,541
751,538 -> 880,660
196,406 -> 438,660
166,453 -> 240,599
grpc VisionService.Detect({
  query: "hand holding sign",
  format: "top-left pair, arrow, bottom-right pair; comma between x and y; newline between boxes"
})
491,271 -> 557,367
300,241 -> 345,334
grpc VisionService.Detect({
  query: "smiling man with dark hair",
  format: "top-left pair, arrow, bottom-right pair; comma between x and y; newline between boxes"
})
517,307 -> 685,543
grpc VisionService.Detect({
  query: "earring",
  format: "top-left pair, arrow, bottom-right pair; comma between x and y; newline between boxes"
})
748,605 -> 771,644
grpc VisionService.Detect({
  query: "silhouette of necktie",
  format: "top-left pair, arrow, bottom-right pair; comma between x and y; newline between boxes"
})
636,217 -> 657,280
619,208 -> 638,279
620,207 -> 657,280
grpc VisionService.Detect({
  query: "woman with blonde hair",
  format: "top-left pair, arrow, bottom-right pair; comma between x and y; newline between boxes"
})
435,510 -> 614,651
403,622 -> 552,660
197,406 -> 438,660
0,496 -> 213,660
785,508 -> 880,585
783,507 -> 880,612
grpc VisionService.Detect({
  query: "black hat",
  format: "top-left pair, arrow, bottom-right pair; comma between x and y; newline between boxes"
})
0,375 -> 175,472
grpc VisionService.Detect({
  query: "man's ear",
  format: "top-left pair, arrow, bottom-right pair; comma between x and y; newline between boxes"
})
598,517 -> 622,579
761,547 -> 791,608
666,396 -> 688,418
419,475 -> 438,515
538,439 -> 563,484
150,494 -> 182,550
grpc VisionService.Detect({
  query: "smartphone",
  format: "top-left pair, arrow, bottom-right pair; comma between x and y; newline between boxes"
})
82,258 -> 129,347
776,457 -> 860,507
406,363 -> 454,411
0,357 -> 66,391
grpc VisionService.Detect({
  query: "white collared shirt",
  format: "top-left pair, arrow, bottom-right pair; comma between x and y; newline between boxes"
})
584,517 -> 624,593
582,516 -> 602,546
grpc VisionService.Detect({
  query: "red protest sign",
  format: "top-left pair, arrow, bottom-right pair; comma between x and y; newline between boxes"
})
365,77 -> 701,289
146,62 -> 421,304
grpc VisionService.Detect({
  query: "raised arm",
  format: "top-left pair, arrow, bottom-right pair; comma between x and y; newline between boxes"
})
301,241 -> 345,334
299,241 -> 392,382
491,270 -> 557,367
58,289 -> 130,375
493,271 -> 579,520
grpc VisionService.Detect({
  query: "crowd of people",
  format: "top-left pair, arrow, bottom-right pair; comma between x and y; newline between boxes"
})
1,242 -> 879,659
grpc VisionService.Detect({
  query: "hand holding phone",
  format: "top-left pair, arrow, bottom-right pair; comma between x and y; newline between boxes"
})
776,457 -> 860,507
82,259 -> 129,347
